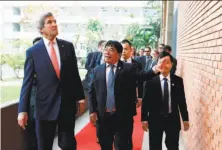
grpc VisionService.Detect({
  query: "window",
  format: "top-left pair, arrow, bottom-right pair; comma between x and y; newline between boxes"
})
114,7 -> 119,12
80,43 -> 83,49
13,7 -> 21,15
123,8 -> 128,12
60,6 -> 67,11
82,7 -> 87,11
13,23 -> 20,32
143,7 -> 148,13
101,7 -> 107,12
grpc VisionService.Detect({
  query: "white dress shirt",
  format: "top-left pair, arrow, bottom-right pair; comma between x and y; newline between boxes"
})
121,57 -> 132,63
159,74 -> 172,113
42,37 -> 61,69
100,53 -> 105,64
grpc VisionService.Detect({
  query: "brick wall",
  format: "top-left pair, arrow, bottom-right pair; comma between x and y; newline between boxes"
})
176,1 -> 222,150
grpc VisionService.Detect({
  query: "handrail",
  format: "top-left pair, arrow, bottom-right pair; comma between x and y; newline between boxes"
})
0,77 -> 88,150
0,68 -> 87,108
0,99 -> 19,109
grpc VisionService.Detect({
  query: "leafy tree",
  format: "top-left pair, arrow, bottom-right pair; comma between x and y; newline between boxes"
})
85,19 -> 104,52
87,19 -> 103,33
0,54 -> 9,80
85,30 -> 100,53
11,39 -> 32,51
6,53 -> 25,79
146,18 -> 161,48
87,19 -> 104,39
124,1 -> 161,51
125,24 -> 153,50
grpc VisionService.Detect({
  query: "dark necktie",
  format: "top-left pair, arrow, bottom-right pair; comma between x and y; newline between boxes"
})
106,65 -> 115,112
145,57 -> 150,71
163,78 -> 169,117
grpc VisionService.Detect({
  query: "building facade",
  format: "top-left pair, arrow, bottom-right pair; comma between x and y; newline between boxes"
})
0,1 -> 159,57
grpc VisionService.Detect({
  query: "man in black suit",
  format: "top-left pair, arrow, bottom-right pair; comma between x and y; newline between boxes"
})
22,37 -> 42,150
88,40 -> 164,150
121,39 -> 143,106
114,39 -> 143,149
141,51 -> 190,150
163,45 -> 177,74
18,12 -> 85,150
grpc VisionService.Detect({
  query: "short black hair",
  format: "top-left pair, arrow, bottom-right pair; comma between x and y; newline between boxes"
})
163,45 -> 172,52
159,51 -> 174,63
145,46 -> 151,51
105,40 -> 123,54
159,43 -> 165,47
121,39 -> 132,47
98,40 -> 106,47
33,37 -> 42,45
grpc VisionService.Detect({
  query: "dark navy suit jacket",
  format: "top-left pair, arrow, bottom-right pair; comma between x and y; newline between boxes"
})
18,38 -> 85,121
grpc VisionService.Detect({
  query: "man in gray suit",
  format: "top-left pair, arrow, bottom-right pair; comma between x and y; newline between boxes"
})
136,47 -> 152,71
149,49 -> 160,69
144,47 -> 153,71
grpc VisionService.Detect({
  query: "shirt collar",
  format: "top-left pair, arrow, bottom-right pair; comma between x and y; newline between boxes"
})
42,37 -> 57,46
106,62 -> 118,68
160,73 -> 171,82
121,57 -> 132,63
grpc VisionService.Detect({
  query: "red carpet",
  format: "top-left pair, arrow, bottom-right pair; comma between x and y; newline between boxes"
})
76,108 -> 144,150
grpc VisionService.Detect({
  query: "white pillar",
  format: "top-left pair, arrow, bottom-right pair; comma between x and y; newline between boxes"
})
165,1 -> 174,46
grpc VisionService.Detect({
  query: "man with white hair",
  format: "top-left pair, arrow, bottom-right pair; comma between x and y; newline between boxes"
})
18,12 -> 85,150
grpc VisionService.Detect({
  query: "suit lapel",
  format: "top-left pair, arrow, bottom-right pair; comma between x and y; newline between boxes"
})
115,60 -> 123,79
143,56 -> 146,67
97,52 -> 102,65
170,74 -> 175,106
156,76 -> 163,102
38,39 -> 58,79
101,64 -> 107,92
56,38 -> 65,74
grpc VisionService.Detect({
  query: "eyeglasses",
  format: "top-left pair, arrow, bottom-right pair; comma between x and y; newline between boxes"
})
144,51 -> 150,52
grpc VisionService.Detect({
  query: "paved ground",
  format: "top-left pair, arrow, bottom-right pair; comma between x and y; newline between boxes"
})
53,110 -> 186,150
